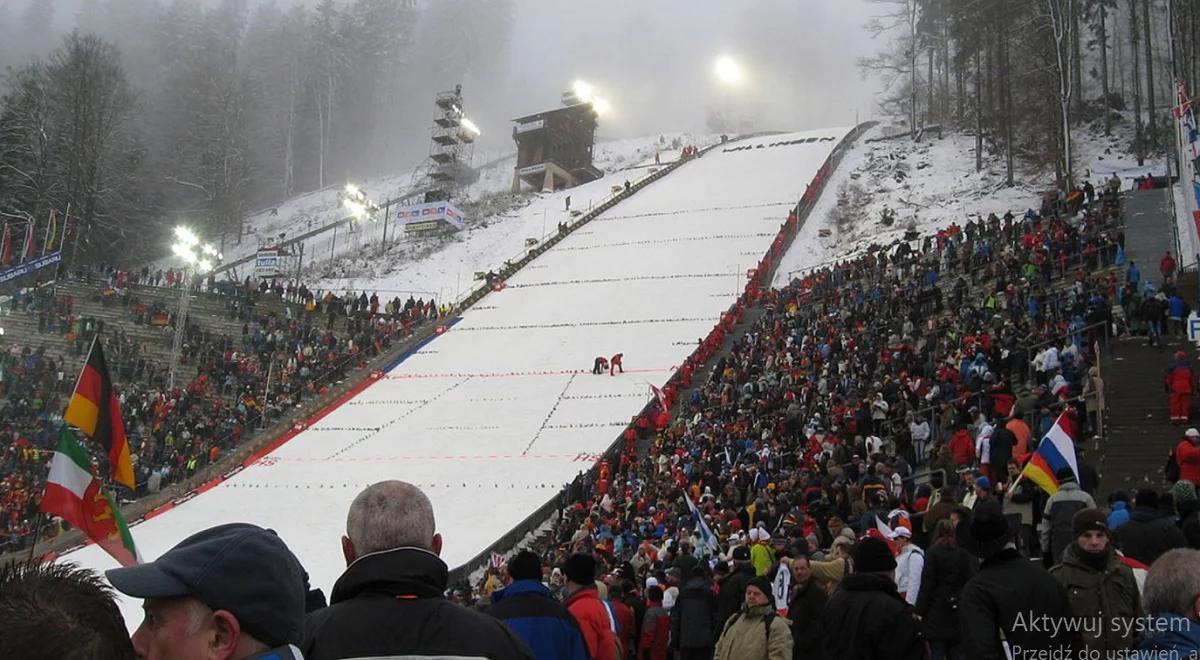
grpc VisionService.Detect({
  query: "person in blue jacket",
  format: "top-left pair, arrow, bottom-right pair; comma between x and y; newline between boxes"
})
488,550 -> 590,660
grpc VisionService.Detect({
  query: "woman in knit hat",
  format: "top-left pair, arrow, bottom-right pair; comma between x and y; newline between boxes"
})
713,576 -> 793,660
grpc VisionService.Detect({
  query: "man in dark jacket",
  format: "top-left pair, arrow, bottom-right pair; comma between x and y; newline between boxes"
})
822,537 -> 926,660
786,555 -> 827,660
1116,489 -> 1188,566
670,555 -> 719,660
960,500 -> 1080,660
302,481 -> 532,660
716,546 -> 755,629
488,550 -> 589,660
1049,509 -> 1142,655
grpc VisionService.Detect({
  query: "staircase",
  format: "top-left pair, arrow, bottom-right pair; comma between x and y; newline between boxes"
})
1097,335 -> 1192,498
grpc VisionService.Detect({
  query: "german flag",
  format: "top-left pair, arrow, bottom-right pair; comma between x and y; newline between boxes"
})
64,335 -> 134,489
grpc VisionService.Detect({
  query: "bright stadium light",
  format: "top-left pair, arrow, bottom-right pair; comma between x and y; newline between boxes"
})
168,226 -> 222,389
714,55 -> 743,85
591,97 -> 612,117
345,183 -> 362,198
174,225 -> 198,247
572,80 -> 595,102
461,117 -> 481,136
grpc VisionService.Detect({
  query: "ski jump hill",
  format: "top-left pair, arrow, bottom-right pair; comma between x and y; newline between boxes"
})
68,126 -> 858,620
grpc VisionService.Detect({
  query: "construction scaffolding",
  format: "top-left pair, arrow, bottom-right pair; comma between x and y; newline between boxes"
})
408,84 -> 480,205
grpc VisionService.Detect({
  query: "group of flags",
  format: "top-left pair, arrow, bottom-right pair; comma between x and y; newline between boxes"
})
0,209 -> 62,267
39,334 -> 140,566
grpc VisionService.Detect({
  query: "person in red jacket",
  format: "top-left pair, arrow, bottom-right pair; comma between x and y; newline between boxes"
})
610,353 -> 624,375
638,586 -> 671,660
606,582 -> 636,659
1166,351 -> 1195,423
948,424 -> 976,467
1177,428 -> 1200,484
562,554 -> 617,660
1161,250 -> 1178,283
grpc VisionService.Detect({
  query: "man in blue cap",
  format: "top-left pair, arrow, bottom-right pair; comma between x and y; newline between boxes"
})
106,522 -> 307,660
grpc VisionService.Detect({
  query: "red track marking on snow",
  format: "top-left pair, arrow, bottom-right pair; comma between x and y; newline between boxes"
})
251,453 -> 595,463
384,367 -> 670,379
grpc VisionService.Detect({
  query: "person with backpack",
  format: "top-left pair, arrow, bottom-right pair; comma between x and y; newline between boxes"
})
713,576 -> 793,660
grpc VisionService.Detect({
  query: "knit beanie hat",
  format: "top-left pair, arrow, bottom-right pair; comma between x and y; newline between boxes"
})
1071,508 -> 1109,538
1172,480 -> 1198,505
746,576 -> 775,607
853,536 -> 897,573
562,553 -> 597,585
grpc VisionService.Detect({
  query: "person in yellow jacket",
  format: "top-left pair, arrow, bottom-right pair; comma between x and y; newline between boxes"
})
749,527 -> 776,576
714,576 -> 793,660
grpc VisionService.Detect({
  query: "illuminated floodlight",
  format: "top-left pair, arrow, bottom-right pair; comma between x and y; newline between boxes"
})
591,97 -> 612,117
714,55 -> 743,85
572,80 -> 595,103
461,117 -> 481,136
345,183 -> 362,198
174,225 -> 198,247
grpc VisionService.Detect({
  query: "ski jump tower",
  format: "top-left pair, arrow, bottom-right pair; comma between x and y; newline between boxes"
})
409,84 -> 479,204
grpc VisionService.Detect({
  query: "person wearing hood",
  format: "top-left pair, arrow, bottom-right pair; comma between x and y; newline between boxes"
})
302,481 -> 532,660
670,555 -> 719,660
1116,489 -> 1187,566
1177,428 -> 1200,484
821,537 -> 926,660
488,551 -> 590,660
1108,492 -> 1132,530
1135,549 -> 1200,658
713,576 -> 793,660
959,500 -> 1080,660
1049,509 -> 1143,655
1167,352 -> 1195,424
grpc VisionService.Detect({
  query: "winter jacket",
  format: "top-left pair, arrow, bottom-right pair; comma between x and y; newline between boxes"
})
1177,439 -> 1200,485
564,585 -> 618,660
301,547 -> 533,660
1116,506 -> 1188,566
1109,502 -> 1131,530
488,579 -> 589,660
959,547 -> 1080,660
895,544 -> 925,606
1038,483 -> 1096,563
638,603 -> 671,660
751,542 -> 776,576
714,603 -> 793,660
1135,614 -> 1200,659
717,564 -> 756,629
1050,545 -> 1143,654
948,430 -> 975,466
915,541 -> 978,641
786,578 -> 827,660
671,577 -> 720,650
821,572 -> 926,660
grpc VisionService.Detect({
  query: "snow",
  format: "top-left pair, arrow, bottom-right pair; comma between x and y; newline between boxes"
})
65,127 -> 849,630
773,117 -> 1163,286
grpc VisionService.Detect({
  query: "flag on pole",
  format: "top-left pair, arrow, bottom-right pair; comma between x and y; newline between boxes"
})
40,425 -> 139,566
650,383 -> 668,410
43,210 -> 56,254
683,491 -> 720,554
489,551 -> 506,571
0,223 -> 11,265
64,335 -> 135,489
20,219 -> 34,262
1019,413 -> 1080,495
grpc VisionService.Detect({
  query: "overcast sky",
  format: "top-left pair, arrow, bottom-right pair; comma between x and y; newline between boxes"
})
480,0 -> 882,150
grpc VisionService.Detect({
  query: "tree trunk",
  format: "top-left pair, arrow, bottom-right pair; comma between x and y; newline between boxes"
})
976,51 -> 983,172
928,46 -> 935,125
1101,3 -> 1111,136
910,0 -> 919,140
1073,0 -> 1084,116
1132,0 -> 1145,165
1144,0 -> 1158,149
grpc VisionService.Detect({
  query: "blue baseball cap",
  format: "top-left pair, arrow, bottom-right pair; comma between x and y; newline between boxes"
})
106,523 -> 306,647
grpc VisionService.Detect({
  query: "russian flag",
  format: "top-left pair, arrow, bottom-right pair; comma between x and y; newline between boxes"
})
1019,413 -> 1080,494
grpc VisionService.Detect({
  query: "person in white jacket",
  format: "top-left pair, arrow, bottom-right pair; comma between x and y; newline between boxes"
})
893,527 -> 924,606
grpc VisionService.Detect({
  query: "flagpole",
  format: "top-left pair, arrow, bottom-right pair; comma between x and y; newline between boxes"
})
25,510 -> 45,563
42,210 -> 53,256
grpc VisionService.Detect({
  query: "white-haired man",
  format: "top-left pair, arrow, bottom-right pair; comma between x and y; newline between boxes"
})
1137,548 -> 1200,657
302,480 -> 532,659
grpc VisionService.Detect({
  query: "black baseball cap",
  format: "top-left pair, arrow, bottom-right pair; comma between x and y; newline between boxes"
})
106,523 -> 306,647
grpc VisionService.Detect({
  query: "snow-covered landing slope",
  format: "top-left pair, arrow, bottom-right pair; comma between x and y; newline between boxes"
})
67,127 -> 850,628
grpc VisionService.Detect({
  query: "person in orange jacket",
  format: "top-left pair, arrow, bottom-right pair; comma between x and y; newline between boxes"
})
1166,350 -> 1195,423
948,424 -> 976,467
610,353 -> 624,375
1176,428 -> 1200,484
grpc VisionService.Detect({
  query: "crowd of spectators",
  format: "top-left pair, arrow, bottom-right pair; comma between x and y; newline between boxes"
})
443,181 -> 1200,659
1,268 -> 447,555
